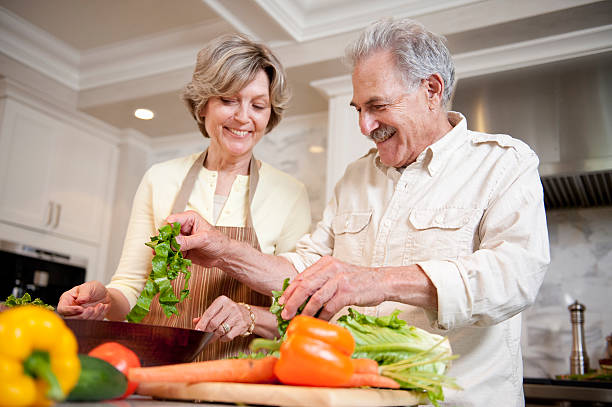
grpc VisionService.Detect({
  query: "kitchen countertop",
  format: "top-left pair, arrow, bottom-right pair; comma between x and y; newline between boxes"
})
524,378 -> 612,404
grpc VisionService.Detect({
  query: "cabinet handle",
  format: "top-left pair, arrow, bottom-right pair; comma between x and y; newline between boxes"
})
53,203 -> 61,229
45,201 -> 54,226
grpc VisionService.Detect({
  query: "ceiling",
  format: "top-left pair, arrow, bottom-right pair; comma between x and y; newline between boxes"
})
1,0 -> 611,138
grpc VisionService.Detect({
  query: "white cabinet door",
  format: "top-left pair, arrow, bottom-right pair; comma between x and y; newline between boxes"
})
0,100 -> 59,231
0,98 -> 117,245
47,124 -> 115,243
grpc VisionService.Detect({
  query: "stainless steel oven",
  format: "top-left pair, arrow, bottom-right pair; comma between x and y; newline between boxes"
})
0,240 -> 86,306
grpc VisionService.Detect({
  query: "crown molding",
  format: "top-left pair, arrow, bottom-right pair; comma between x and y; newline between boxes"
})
254,0 -> 480,42
311,24 -> 612,97
0,77 -> 121,144
0,7 -> 80,89
310,75 -> 353,99
454,24 -> 612,79
0,5 -> 232,92
203,0 -> 261,40
79,20 -> 232,90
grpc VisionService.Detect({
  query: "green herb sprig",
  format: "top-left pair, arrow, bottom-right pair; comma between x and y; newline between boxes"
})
3,292 -> 54,310
126,222 -> 192,323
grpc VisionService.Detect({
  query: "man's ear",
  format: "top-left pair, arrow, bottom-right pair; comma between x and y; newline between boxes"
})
424,73 -> 445,110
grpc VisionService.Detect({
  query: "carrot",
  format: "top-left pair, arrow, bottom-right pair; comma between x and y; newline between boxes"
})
344,373 -> 401,389
351,358 -> 379,374
128,356 -> 278,384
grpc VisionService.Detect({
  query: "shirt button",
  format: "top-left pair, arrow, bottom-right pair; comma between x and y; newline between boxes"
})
435,215 -> 444,223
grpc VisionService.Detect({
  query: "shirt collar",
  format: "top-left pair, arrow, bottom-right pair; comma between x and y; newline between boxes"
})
374,111 -> 468,178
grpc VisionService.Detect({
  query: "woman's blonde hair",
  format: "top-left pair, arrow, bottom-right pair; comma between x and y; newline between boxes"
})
182,33 -> 290,138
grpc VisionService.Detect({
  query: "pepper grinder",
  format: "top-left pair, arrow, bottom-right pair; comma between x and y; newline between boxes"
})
568,300 -> 589,375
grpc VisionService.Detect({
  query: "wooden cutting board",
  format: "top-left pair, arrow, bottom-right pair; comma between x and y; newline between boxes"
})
137,382 -> 426,406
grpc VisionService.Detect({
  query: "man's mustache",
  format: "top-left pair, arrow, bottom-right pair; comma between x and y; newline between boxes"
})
367,125 -> 397,143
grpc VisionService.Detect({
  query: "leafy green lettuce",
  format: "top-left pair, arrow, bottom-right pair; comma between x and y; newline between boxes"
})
3,292 -> 54,310
126,222 -> 192,322
337,308 -> 460,406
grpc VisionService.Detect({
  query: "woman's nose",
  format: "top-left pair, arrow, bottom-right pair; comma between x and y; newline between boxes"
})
234,104 -> 249,123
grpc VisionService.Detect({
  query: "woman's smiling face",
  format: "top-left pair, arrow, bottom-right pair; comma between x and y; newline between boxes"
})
202,69 -> 271,159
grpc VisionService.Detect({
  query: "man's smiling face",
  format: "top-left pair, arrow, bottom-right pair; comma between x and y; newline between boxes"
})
351,50 -> 436,168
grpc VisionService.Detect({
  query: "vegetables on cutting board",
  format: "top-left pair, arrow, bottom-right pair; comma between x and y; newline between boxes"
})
128,278 -> 459,407
128,356 -> 278,384
127,222 -> 192,322
88,342 -> 141,399
0,305 -> 81,407
3,292 -> 55,310
66,355 -> 127,401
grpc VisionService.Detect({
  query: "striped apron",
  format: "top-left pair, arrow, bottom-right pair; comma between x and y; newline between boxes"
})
141,151 -> 271,360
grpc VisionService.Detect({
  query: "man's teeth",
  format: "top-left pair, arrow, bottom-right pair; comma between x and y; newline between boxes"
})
228,128 -> 250,137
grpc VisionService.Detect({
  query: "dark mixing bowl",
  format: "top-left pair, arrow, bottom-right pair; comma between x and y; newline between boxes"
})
63,319 -> 213,366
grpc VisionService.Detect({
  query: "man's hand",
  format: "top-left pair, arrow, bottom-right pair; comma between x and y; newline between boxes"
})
167,210 -> 231,269
57,281 -> 111,320
279,256 -> 386,320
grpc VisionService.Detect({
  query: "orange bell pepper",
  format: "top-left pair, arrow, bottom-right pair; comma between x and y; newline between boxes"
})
274,315 -> 355,387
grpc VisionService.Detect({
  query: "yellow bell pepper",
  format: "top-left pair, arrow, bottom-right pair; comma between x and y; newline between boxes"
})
0,306 -> 81,406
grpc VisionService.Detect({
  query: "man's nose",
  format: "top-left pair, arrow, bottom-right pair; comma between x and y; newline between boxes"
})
359,111 -> 378,136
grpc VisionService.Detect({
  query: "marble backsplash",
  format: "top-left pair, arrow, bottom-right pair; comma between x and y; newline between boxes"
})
522,206 -> 612,377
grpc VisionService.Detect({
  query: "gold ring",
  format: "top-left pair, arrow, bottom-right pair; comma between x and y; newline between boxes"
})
222,322 -> 231,335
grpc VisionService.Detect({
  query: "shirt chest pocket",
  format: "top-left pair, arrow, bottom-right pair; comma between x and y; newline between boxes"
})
404,208 -> 479,263
332,211 -> 372,262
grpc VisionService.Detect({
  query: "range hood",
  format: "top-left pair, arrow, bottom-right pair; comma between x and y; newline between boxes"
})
452,51 -> 612,210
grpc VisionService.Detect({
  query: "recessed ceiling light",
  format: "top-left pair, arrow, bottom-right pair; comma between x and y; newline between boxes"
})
309,145 -> 325,154
134,108 -> 154,120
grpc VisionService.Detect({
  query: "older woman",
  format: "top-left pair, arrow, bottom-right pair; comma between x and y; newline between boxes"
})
57,34 -> 312,359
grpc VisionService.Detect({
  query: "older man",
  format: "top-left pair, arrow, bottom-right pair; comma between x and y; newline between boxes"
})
170,18 -> 550,406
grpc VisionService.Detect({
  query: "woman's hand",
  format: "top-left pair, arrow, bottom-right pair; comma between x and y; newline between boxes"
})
167,210 -> 231,269
56,281 -> 111,320
193,296 -> 253,342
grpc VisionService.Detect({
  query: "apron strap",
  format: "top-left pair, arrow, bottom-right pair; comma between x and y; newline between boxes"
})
172,149 -> 259,230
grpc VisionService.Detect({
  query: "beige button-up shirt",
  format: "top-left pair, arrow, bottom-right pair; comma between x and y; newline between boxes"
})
282,112 -> 550,406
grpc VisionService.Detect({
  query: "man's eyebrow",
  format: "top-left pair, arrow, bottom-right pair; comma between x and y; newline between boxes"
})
350,96 -> 387,108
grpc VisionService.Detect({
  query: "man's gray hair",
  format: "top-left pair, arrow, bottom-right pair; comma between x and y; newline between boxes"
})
346,18 -> 455,109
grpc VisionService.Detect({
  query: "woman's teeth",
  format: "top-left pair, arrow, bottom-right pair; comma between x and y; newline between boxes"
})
228,128 -> 250,137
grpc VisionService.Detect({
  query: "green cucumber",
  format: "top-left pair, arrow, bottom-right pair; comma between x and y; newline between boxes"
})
66,354 -> 128,401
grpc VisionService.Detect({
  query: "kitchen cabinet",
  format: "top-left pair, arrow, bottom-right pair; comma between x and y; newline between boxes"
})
0,98 -> 117,245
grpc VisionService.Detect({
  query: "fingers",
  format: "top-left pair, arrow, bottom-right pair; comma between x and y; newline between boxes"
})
166,211 -> 196,233
74,281 -> 108,307
193,296 -> 250,341
62,303 -> 109,320
56,286 -> 80,315
280,257 -> 335,319
301,278 -> 338,317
